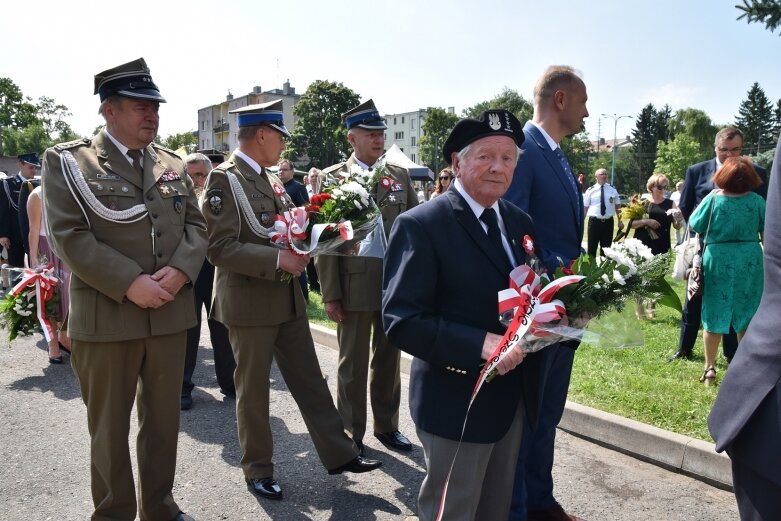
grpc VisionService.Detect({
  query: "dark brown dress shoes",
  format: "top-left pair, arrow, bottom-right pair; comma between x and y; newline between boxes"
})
328,455 -> 382,475
246,477 -> 283,500
375,430 -> 413,451
528,503 -> 586,521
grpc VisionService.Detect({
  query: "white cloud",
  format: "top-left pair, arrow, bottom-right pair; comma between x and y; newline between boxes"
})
641,84 -> 703,108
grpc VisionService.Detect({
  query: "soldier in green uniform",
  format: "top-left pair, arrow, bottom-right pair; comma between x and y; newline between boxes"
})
42,58 -> 207,521
316,100 -> 418,454
0,153 -> 39,267
202,100 -> 381,502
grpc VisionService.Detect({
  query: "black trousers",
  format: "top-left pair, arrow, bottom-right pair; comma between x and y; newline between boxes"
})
678,289 -> 738,360
183,260 -> 236,395
587,216 -> 614,257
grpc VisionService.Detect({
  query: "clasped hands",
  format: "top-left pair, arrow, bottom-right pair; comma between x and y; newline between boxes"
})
126,266 -> 188,309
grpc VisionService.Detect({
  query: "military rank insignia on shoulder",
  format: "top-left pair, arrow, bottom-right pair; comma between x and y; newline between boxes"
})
151,142 -> 178,155
207,188 -> 223,215
55,137 -> 90,151
322,162 -> 346,175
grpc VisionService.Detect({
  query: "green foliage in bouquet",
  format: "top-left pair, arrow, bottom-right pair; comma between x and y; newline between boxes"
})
0,289 -> 60,343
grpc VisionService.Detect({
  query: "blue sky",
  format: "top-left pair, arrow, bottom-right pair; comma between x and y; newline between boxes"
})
3,0 -> 779,144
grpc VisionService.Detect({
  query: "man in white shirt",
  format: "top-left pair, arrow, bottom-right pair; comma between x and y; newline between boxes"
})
582,168 -> 623,257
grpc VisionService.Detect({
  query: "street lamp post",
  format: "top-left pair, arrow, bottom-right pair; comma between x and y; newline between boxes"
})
601,113 -> 633,186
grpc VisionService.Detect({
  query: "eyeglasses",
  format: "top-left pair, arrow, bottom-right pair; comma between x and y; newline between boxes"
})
716,147 -> 742,154
439,175 -> 452,181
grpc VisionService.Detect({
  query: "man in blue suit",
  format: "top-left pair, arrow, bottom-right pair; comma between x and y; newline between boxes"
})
504,65 -> 589,521
708,134 -> 781,520
671,127 -> 768,362
383,109 -> 543,521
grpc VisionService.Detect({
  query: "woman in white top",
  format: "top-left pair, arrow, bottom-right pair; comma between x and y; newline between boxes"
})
27,185 -> 71,363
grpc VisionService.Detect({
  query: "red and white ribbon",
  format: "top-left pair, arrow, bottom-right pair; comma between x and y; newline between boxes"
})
9,265 -> 59,342
270,208 -> 355,255
435,264 -> 583,520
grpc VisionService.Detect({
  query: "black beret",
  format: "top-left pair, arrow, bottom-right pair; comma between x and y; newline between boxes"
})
442,109 -> 523,164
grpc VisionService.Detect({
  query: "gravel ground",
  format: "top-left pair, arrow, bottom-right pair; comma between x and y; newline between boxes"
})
0,322 -> 739,520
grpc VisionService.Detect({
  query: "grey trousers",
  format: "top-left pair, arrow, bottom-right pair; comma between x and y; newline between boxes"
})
416,399 -> 524,521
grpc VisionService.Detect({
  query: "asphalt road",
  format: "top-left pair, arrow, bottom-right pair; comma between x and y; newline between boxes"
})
0,323 -> 739,521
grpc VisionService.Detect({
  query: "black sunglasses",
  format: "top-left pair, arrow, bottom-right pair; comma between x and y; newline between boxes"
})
439,175 -> 452,181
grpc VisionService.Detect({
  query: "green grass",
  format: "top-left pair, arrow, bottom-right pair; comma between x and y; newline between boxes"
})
306,277 -> 722,442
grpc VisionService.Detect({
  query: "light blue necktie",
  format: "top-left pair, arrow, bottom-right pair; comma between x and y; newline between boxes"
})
553,147 -> 579,200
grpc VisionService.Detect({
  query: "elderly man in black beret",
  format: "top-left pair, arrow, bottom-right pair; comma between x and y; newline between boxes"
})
383,110 -> 543,520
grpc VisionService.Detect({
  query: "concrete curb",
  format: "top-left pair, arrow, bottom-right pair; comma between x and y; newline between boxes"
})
309,323 -> 733,490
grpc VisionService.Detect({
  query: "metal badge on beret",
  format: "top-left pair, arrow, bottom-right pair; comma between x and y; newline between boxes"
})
207,188 -> 223,215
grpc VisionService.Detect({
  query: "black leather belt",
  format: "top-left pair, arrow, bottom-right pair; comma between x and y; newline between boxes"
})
589,216 -> 613,221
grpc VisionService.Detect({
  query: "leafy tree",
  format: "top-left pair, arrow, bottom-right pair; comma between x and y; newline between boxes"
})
735,82 -> 775,155
736,0 -> 781,34
35,96 -> 76,140
1,123 -> 53,155
285,80 -> 360,169
561,132 -> 594,180
462,88 -> 533,125
418,107 -> 459,173
0,78 -> 38,129
160,130 -> 197,152
750,147 -> 776,171
654,134 -> 701,185
667,108 -> 719,161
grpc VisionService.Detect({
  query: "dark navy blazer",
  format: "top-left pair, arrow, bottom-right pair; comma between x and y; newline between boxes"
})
382,187 -> 543,443
503,122 -> 584,271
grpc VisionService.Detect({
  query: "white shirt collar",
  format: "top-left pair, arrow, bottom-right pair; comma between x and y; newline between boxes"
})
234,148 -> 263,174
353,156 -> 373,171
104,129 -> 134,165
529,121 -> 559,151
453,178 -> 501,221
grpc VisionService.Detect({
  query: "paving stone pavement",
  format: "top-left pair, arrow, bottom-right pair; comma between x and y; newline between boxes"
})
0,322 -> 739,520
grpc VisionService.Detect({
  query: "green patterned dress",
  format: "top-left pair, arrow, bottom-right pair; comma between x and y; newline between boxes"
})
689,191 -> 765,334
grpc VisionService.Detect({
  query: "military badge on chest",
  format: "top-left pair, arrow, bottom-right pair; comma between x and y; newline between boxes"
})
157,170 -> 186,213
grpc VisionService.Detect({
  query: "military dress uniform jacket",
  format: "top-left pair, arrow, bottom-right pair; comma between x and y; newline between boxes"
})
0,174 -> 25,265
317,155 -> 418,311
204,154 -> 306,327
42,131 -> 207,342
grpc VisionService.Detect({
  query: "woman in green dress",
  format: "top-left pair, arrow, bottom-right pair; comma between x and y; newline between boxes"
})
689,157 -> 765,386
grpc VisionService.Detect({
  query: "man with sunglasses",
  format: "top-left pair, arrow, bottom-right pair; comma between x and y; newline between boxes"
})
672,127 -> 768,362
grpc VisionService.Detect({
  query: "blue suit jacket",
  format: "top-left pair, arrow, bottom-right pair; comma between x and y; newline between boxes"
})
503,122 -> 584,271
678,158 -> 768,222
708,136 -> 781,487
382,187 -> 543,443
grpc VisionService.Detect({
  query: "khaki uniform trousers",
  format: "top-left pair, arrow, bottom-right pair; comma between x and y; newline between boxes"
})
416,399 -> 525,521
336,309 -> 401,442
229,312 -> 358,479
71,332 -> 186,521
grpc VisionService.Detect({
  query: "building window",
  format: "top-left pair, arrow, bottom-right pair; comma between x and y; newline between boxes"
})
394,117 -> 397,125
411,153 -> 416,163
411,137 -> 416,146
394,131 -> 404,140
411,118 -> 416,129
401,116 -> 405,124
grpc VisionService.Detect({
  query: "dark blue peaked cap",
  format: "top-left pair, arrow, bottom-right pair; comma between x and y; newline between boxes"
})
94,57 -> 166,102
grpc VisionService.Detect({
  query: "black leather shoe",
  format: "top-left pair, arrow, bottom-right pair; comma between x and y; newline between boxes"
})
328,456 -> 382,475
180,394 -> 193,410
220,387 -> 236,398
355,439 -> 365,457
666,350 -> 692,362
171,513 -> 195,521
246,477 -> 283,500
375,430 -> 413,451
48,356 -> 63,364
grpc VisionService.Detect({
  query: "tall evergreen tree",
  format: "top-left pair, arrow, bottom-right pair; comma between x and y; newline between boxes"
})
736,0 -> 781,34
734,82 -> 775,155
773,98 -> 781,138
631,104 -> 660,181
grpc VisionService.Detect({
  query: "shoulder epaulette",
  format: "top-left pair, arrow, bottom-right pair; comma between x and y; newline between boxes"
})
322,162 -> 346,175
215,160 -> 235,172
55,137 -> 90,151
151,142 -> 179,156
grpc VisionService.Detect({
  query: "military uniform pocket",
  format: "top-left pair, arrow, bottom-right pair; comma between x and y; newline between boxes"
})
89,180 -> 138,211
